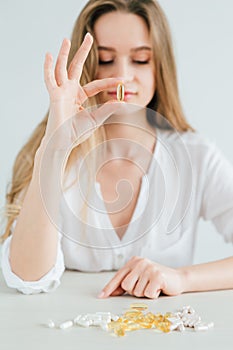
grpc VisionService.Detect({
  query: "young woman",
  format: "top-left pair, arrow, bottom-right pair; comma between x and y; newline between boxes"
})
1,0 -> 233,297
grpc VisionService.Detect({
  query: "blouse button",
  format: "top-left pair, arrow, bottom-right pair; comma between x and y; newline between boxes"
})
115,253 -> 124,269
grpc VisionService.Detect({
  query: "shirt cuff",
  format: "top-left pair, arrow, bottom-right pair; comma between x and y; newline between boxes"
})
1,234 -> 65,295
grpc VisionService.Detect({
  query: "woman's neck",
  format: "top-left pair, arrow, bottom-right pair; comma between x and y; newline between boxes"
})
103,109 -> 156,158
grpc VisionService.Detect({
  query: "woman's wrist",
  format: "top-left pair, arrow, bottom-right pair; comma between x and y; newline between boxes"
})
177,267 -> 190,294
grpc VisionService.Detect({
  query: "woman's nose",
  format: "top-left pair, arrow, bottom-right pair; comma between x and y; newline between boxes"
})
114,58 -> 134,81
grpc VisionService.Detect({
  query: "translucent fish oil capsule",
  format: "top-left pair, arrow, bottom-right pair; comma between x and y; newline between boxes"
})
117,83 -> 125,101
130,303 -> 148,311
114,326 -> 125,337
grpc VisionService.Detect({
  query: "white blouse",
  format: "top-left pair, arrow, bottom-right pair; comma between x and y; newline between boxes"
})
1,128 -> 233,294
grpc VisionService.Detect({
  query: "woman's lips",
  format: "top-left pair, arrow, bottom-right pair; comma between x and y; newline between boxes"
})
107,91 -> 137,100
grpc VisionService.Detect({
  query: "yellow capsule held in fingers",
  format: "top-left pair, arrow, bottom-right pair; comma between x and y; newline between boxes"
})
117,83 -> 125,101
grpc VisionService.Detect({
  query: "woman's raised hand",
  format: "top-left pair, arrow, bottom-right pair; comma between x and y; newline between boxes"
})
42,33 -> 124,148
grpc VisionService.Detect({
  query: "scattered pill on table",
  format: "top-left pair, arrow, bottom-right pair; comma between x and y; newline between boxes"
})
45,303 -> 214,336
59,320 -> 74,329
46,319 -> 55,328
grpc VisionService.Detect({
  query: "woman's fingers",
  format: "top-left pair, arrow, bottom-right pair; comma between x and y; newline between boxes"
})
98,267 -> 130,298
97,258 -> 168,299
88,100 -> 123,127
155,289 -> 162,298
68,32 -> 93,80
54,38 -> 71,86
133,274 -> 149,297
44,53 -> 57,90
63,101 -> 124,146
144,285 -> 161,299
110,286 -> 125,296
82,78 -> 127,98
120,271 -> 140,295
143,272 -> 165,299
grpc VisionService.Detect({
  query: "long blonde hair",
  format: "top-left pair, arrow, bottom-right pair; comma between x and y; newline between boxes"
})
1,0 -> 194,242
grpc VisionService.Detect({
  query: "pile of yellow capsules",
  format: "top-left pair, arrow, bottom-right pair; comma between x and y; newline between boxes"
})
108,303 -> 172,336
46,303 -> 214,336
106,303 -> 214,336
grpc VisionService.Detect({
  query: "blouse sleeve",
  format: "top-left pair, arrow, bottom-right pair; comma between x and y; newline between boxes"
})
200,143 -> 233,243
1,221 -> 65,295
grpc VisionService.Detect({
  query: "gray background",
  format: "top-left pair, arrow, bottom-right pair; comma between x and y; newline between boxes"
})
0,0 -> 232,264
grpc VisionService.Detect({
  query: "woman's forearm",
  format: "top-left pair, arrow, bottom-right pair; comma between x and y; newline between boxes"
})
9,142 -> 64,282
179,256 -> 233,293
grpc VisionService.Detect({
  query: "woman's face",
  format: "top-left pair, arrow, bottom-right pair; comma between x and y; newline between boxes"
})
94,11 -> 156,107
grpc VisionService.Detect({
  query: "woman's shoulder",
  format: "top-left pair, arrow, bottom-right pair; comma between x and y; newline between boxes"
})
158,128 -> 217,154
156,128 -> 227,172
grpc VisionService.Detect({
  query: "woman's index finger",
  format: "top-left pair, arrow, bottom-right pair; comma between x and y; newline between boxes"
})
83,78 -> 127,97
98,266 -> 130,298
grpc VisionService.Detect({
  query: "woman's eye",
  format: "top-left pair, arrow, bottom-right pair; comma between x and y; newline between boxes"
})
98,60 -> 113,65
134,60 -> 149,65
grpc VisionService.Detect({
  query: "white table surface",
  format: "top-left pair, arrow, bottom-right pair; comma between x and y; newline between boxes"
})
1,270 -> 233,350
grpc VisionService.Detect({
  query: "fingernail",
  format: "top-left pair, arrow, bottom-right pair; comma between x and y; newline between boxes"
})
97,291 -> 105,298
85,32 -> 93,39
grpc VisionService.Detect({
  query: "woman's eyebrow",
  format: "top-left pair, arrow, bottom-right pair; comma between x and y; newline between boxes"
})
133,46 -> 152,52
97,46 -> 152,52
